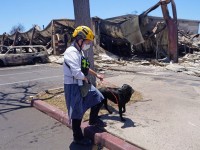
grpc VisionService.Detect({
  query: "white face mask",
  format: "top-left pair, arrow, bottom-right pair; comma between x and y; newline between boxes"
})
82,44 -> 90,51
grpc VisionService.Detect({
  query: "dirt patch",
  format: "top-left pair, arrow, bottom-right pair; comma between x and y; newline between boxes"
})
31,87 -> 143,121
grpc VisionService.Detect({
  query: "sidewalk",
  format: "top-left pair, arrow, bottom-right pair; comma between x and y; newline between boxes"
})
100,69 -> 200,150
32,67 -> 200,150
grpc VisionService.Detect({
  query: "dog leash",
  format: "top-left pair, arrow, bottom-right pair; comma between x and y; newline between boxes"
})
98,80 -> 118,88
99,80 -> 119,106
107,87 -> 119,105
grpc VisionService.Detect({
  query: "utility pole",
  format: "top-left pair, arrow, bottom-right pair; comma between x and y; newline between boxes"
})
73,0 -> 96,85
73,0 -> 91,27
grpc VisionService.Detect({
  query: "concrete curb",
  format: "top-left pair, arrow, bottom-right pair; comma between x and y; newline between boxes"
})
32,99 -> 143,150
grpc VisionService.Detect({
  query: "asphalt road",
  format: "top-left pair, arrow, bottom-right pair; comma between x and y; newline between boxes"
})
0,64 -> 101,150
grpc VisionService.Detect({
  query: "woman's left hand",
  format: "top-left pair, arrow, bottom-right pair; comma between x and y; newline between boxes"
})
96,74 -> 104,81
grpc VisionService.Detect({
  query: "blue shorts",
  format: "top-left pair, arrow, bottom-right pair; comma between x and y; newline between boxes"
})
64,84 -> 104,119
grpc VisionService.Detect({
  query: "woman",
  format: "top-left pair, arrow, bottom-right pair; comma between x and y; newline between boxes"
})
63,26 -> 104,145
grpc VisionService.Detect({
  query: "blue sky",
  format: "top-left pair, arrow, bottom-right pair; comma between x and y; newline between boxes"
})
0,0 -> 199,34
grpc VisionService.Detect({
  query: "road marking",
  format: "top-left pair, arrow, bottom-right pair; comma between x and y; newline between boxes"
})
0,70 -> 52,77
0,75 -> 63,86
0,64 -> 49,71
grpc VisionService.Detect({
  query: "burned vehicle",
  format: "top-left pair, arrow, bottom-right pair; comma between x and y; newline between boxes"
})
0,45 -> 49,67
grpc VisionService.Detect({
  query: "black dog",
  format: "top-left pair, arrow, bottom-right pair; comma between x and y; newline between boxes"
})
98,84 -> 134,121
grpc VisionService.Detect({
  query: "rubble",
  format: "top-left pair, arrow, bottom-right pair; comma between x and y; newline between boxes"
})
166,63 -> 187,72
95,48 -> 200,78
49,43 -> 200,78
49,55 -> 64,64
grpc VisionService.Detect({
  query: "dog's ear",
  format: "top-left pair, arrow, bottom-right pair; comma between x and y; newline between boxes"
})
122,84 -> 128,90
119,84 -> 126,91
122,84 -> 133,92
122,84 -> 128,88
121,84 -> 134,102
118,87 -> 123,95
126,85 -> 134,94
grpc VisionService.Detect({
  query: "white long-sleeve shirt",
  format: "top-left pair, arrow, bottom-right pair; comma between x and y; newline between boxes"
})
63,45 -> 85,85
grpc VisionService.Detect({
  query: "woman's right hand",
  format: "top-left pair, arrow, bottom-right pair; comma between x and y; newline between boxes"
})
83,77 -> 89,83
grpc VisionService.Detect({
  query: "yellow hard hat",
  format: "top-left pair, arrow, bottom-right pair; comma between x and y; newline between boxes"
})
72,26 -> 95,41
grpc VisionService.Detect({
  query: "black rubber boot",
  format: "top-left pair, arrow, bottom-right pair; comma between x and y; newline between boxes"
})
72,119 -> 92,145
72,119 -> 83,141
89,102 -> 106,127
73,138 -> 92,146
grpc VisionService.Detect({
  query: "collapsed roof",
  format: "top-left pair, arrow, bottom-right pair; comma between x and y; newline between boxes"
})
0,19 -> 75,47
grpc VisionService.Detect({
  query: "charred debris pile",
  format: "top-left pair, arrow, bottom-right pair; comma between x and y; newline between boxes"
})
96,15 -> 200,59
0,16 -> 200,65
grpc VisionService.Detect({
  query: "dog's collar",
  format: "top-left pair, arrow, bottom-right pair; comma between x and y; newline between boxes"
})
107,87 -> 119,105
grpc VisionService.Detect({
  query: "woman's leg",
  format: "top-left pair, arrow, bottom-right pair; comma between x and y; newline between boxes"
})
89,102 -> 104,125
72,119 -> 83,141
72,118 -> 92,145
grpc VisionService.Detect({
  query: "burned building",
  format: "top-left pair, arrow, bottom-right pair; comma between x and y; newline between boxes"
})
93,14 -> 200,59
0,14 -> 199,58
0,19 -> 75,55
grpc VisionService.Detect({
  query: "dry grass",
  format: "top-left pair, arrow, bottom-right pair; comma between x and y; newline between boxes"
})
32,87 -> 143,121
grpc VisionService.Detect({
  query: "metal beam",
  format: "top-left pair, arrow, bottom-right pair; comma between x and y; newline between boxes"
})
160,0 -> 178,63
